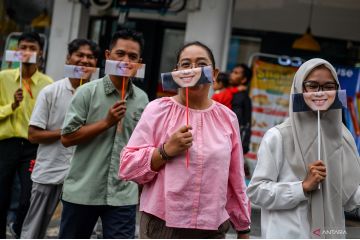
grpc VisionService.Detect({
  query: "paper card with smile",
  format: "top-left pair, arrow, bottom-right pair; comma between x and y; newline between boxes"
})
64,65 -> 99,80
161,65 -> 213,91
104,60 -> 145,78
292,90 -> 347,112
5,50 -> 37,63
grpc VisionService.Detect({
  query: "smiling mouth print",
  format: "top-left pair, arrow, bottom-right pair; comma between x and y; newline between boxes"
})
178,69 -> 196,84
74,66 -> 82,73
311,91 -> 330,108
312,98 -> 328,107
116,62 -> 134,76
303,90 -> 336,111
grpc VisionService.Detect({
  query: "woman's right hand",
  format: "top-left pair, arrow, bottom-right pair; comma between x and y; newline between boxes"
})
164,125 -> 193,157
302,160 -> 327,193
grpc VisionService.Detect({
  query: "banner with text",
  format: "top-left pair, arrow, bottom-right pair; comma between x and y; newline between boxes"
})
246,60 -> 298,173
336,66 -> 360,152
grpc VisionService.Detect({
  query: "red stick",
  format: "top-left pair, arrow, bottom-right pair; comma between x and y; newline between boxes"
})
121,76 -> 126,100
186,87 -> 189,168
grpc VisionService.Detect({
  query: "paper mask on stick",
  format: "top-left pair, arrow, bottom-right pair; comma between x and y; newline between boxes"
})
293,89 -> 347,189
5,50 -> 36,63
64,65 -> 99,80
292,90 -> 347,112
104,60 -> 145,78
161,65 -> 213,91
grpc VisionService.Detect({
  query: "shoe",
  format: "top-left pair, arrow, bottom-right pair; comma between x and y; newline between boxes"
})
8,222 -> 19,239
345,208 -> 360,221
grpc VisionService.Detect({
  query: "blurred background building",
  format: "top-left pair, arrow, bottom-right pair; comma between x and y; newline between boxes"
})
2,1 -> 360,237
3,0 -> 360,180
1,0 -> 360,99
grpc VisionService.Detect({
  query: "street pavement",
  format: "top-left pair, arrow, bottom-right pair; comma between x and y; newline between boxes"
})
6,205 -> 359,238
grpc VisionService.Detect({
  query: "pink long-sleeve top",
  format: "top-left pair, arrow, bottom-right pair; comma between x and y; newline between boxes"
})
119,97 -> 251,231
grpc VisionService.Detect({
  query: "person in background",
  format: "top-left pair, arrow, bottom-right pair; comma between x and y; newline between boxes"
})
20,38 -> 99,239
247,58 -> 360,238
229,63 -> 252,155
0,32 -> 53,238
120,41 -> 251,239
59,29 -> 148,239
213,72 -> 230,93
212,72 -> 234,109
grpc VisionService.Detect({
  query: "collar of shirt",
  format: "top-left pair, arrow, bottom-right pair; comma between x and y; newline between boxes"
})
64,78 -> 76,94
103,75 -> 134,99
14,67 -> 41,84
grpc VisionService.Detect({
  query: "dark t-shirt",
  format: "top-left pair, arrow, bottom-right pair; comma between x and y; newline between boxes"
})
231,90 -> 252,154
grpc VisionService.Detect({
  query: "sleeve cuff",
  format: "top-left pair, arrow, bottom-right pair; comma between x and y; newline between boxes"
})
145,147 -> 159,174
291,181 -> 308,202
29,121 -> 46,130
61,124 -> 82,135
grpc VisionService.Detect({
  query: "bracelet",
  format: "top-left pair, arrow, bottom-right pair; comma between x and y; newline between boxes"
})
158,143 -> 172,161
237,228 -> 251,234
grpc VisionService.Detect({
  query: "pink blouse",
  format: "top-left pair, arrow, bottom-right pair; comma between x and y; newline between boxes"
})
119,97 -> 251,231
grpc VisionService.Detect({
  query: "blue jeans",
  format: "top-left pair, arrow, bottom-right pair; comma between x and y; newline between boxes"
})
59,200 -> 136,239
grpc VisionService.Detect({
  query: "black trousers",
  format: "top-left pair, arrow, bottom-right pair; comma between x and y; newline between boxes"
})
59,201 -> 136,239
0,138 -> 37,238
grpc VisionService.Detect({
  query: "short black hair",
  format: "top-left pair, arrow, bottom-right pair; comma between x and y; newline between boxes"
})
109,29 -> 144,55
234,63 -> 252,83
216,72 -> 230,87
68,38 -> 100,59
18,32 -> 44,50
176,41 -> 216,69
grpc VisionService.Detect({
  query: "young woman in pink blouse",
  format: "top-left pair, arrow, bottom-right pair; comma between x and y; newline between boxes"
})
119,41 -> 251,239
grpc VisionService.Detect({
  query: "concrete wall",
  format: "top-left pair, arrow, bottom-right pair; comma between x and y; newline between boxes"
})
124,0 -> 360,42
46,0 -> 89,79
232,0 -> 360,41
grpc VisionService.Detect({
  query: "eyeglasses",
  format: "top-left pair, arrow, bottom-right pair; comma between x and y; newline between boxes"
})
303,80 -> 339,92
177,61 -> 211,70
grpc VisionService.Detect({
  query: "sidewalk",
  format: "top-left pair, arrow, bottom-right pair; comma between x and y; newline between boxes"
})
6,205 -> 359,238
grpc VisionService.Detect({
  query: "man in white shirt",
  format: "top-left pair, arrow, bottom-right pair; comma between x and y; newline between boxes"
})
20,38 -> 99,239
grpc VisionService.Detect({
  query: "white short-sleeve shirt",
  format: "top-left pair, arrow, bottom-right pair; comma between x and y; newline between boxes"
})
30,78 -> 75,184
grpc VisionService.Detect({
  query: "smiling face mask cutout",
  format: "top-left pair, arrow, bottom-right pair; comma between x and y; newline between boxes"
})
5,50 -> 37,63
64,65 -> 99,80
116,61 -> 136,77
292,89 -> 347,112
104,60 -> 145,78
161,65 -> 213,91
303,90 -> 336,111
171,68 -> 202,87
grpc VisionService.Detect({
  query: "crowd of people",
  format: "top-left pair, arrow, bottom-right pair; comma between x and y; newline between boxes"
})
0,29 -> 359,239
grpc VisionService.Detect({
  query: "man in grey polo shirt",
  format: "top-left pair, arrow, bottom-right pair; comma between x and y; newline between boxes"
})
59,29 -> 149,239
20,39 -> 99,239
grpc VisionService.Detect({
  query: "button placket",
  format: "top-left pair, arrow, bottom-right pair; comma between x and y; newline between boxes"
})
190,114 -> 204,227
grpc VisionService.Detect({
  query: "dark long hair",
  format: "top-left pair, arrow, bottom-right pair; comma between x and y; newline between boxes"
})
175,41 -> 216,69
